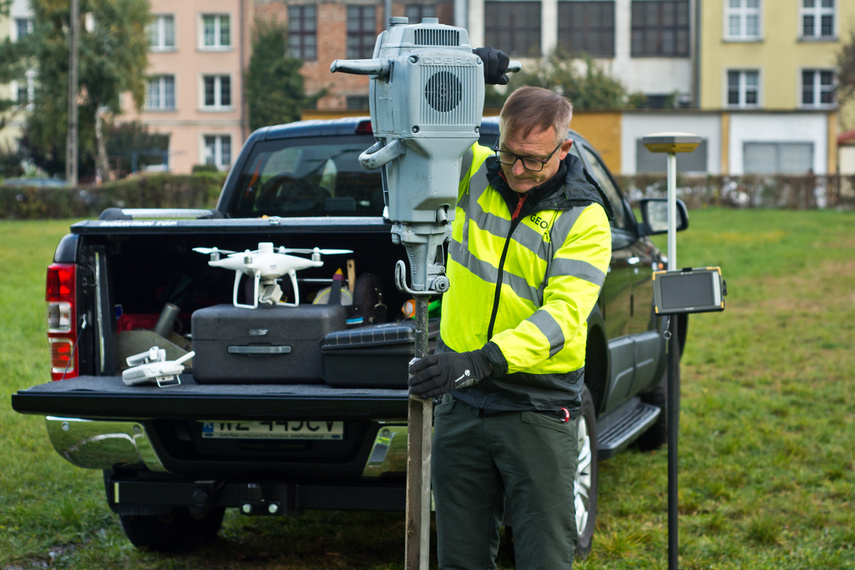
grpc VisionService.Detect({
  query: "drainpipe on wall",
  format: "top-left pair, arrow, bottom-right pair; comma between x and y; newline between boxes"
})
828,111 -> 838,175
693,0 -> 701,108
240,0 -> 247,142
455,0 -> 467,28
721,112 -> 730,176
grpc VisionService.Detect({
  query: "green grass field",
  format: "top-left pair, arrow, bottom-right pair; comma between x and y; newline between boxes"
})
1,209 -> 853,569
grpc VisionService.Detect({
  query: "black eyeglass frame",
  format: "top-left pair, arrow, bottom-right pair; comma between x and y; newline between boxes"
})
492,140 -> 565,172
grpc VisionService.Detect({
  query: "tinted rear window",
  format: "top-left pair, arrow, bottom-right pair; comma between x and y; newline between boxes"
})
230,136 -> 383,217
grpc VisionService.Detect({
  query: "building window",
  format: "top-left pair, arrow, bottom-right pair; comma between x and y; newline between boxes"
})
18,71 -> 36,110
202,14 -> 231,49
14,82 -> 27,103
801,69 -> 835,107
204,135 -> 232,170
146,75 -> 175,110
631,0 -> 690,56
725,0 -> 760,40
148,14 -> 175,50
203,75 -> 232,109
14,18 -> 33,41
485,2 -> 542,57
288,6 -> 317,60
743,142 -> 813,174
347,6 -> 376,59
405,4 -> 437,23
801,0 -> 835,39
346,95 -> 370,110
727,69 -> 760,107
558,1 -> 615,57
12,73 -> 36,111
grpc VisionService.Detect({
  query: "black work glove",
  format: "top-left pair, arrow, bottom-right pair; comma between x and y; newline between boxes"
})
408,350 -> 493,399
473,47 -> 510,85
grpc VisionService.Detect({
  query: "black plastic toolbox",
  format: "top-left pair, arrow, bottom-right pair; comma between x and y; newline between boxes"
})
192,303 -> 347,384
320,319 -> 439,388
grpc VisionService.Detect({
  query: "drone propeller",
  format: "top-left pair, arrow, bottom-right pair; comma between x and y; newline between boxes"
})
192,246 -> 237,256
278,246 -> 353,256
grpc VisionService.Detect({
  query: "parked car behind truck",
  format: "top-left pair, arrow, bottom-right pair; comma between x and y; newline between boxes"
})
12,116 -> 688,557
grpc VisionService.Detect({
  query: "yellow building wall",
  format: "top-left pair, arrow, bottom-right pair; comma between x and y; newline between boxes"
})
700,0 -> 855,110
569,111 -> 622,175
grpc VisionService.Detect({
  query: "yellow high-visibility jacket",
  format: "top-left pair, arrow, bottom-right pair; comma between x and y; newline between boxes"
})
441,145 -> 613,413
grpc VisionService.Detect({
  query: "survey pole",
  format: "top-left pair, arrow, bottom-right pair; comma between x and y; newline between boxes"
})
641,133 -> 701,570
666,152 -> 677,270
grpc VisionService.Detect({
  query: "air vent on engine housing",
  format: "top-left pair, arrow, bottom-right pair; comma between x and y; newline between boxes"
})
414,28 -> 460,46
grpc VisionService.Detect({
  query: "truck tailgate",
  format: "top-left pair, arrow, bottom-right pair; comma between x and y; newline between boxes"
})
12,376 -> 410,420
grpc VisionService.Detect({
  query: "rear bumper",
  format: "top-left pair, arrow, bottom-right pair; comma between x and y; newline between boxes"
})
46,416 -> 168,472
45,415 -> 410,479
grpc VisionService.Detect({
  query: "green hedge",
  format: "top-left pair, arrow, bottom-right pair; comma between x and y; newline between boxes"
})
2,172 -> 853,220
0,172 -> 227,220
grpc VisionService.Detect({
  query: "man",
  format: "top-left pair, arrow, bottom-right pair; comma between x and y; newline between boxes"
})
408,84 -> 613,568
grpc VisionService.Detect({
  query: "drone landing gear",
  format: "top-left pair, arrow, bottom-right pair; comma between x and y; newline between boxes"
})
232,271 -> 301,309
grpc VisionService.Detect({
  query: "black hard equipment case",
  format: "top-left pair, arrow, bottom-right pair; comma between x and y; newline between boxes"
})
320,319 -> 439,388
192,303 -> 347,384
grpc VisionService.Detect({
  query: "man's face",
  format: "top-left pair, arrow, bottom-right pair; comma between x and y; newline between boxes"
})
498,126 -> 572,194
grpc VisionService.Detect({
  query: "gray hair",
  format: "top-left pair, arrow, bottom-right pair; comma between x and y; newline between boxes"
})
498,86 -> 573,145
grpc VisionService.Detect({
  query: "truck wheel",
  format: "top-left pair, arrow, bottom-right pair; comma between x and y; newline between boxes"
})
119,506 -> 225,553
575,385 -> 598,559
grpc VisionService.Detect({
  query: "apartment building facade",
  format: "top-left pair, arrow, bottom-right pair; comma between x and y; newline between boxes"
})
2,0 -> 852,176
116,0 -> 855,176
699,0 -> 851,112
463,0 -> 696,108
261,0 -> 697,111
255,0 -> 456,110
124,0 -> 254,174
0,0 -> 35,151
689,0 -> 854,175
606,0 -> 853,176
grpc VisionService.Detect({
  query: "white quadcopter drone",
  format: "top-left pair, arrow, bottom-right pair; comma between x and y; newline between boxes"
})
193,242 -> 352,309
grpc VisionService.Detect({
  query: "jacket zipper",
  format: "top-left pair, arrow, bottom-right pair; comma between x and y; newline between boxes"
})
487,194 -> 527,339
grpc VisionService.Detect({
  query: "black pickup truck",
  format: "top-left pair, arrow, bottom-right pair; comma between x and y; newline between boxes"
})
12,116 -> 687,557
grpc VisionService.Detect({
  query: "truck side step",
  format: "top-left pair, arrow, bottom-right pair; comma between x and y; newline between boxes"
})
597,401 -> 661,460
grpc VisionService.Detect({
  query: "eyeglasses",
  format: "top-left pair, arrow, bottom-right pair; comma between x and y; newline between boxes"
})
493,141 -> 564,172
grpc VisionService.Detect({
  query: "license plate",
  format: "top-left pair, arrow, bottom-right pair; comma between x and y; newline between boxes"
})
200,421 -> 344,440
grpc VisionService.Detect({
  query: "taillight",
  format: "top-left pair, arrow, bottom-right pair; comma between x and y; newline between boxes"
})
355,120 -> 373,135
46,263 -> 77,380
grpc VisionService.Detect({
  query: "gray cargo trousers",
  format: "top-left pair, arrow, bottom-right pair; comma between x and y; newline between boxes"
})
432,394 -> 579,570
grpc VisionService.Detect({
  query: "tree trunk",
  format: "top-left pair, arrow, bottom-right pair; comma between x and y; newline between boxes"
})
95,106 -> 110,183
